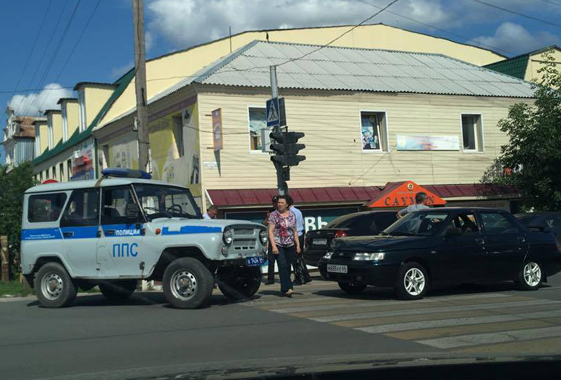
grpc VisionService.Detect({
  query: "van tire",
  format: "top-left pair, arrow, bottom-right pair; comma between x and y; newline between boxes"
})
163,257 -> 214,309
218,267 -> 262,300
34,262 -> 77,308
99,280 -> 137,302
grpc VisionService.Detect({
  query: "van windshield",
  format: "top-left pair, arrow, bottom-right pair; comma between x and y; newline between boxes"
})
133,184 -> 200,221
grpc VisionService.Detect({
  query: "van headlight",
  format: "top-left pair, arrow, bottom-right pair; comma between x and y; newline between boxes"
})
323,252 -> 334,259
353,252 -> 385,261
259,230 -> 268,245
223,228 -> 233,245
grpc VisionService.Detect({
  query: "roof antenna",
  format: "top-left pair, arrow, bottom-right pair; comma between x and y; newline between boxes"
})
229,26 -> 232,53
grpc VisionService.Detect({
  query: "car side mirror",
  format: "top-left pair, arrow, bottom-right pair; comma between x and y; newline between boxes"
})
444,226 -> 462,238
125,203 -> 140,220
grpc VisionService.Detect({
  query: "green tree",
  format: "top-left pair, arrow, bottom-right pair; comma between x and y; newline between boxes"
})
486,51 -> 561,211
0,162 -> 37,278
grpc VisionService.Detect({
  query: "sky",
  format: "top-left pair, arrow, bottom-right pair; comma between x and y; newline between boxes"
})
1,0 -> 561,163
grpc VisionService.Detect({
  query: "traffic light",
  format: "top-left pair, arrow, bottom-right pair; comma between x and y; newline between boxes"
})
270,131 -> 306,167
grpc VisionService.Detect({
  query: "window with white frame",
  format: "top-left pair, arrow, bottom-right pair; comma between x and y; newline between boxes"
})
361,111 -> 388,152
248,107 -> 267,151
48,115 -> 53,149
78,90 -> 87,132
61,105 -> 68,142
461,114 -> 484,152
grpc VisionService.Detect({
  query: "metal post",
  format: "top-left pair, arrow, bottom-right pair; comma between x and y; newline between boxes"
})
1,236 -> 9,283
270,66 -> 287,195
132,0 -> 150,172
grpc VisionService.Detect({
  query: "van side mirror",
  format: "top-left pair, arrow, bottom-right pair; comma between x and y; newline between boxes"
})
125,203 -> 140,220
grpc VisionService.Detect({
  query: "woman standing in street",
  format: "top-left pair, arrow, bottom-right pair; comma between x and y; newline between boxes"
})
268,195 -> 300,297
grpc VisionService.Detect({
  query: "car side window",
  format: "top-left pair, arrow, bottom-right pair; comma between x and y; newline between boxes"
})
481,212 -> 519,234
349,216 -> 371,235
60,189 -> 100,227
447,212 -> 479,235
28,193 -> 67,223
101,186 -> 141,225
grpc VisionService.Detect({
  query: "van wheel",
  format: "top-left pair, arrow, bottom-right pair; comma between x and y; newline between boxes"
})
395,262 -> 428,300
99,280 -> 137,302
163,258 -> 214,309
338,282 -> 367,294
218,267 -> 262,300
517,261 -> 543,291
34,262 -> 77,308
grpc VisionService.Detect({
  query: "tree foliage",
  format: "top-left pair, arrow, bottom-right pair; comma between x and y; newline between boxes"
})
0,162 -> 37,278
487,51 -> 561,211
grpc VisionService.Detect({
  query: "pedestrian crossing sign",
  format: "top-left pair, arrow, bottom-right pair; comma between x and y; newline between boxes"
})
267,97 -> 280,127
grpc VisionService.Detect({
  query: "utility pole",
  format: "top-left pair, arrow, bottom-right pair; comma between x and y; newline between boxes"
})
269,66 -> 287,195
132,0 -> 150,172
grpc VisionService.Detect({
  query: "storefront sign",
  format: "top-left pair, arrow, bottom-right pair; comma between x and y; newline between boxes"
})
368,181 -> 447,208
212,109 -> 223,151
396,134 -> 459,151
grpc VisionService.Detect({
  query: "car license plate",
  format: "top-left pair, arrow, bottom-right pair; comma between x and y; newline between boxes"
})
314,239 -> 327,245
327,264 -> 348,274
246,257 -> 264,267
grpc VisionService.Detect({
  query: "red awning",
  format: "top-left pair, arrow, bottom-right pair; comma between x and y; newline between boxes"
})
207,183 -> 518,208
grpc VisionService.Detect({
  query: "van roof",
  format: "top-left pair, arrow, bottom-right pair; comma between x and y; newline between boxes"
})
25,178 -> 187,194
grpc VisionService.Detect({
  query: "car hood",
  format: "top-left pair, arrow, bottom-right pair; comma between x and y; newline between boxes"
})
148,218 -> 265,232
334,235 -> 433,252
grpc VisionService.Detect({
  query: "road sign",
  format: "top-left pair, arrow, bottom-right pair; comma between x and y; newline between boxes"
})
266,97 -> 280,128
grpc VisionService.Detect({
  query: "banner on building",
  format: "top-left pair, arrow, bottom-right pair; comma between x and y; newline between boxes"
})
71,141 -> 95,181
396,134 -> 459,151
212,109 -> 223,151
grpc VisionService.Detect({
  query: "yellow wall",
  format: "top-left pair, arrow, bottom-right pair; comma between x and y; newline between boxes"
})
525,48 -> 561,82
83,86 -> 114,127
63,100 -> 80,137
36,121 -> 49,155
98,24 -> 504,129
48,112 -> 63,147
196,86 -> 532,190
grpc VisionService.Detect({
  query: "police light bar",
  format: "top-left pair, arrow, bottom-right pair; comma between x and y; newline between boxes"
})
102,168 -> 152,179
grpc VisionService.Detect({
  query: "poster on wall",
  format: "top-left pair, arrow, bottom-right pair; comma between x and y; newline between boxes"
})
396,134 -> 459,151
361,114 -> 381,150
212,108 -> 223,151
71,140 -> 95,181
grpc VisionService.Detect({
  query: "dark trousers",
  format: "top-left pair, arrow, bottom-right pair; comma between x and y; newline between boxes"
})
267,244 -> 277,281
277,245 -> 296,293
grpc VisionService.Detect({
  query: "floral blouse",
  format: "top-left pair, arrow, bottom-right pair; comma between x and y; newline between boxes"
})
268,210 -> 297,247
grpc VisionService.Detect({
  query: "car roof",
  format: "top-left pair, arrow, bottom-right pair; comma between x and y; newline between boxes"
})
25,178 -> 188,194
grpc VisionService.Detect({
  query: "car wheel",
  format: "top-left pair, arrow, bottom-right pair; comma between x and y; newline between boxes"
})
218,267 -> 262,300
99,280 -> 137,302
395,262 -> 428,300
34,262 -> 77,308
163,257 -> 214,309
338,282 -> 367,295
517,261 -> 543,291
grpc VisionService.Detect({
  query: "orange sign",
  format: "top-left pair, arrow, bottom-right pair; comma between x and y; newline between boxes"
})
367,181 -> 446,208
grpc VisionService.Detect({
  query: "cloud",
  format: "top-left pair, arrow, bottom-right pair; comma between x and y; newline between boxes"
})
6,83 -> 73,116
473,22 -> 560,55
145,0 -> 457,50
110,60 -> 134,80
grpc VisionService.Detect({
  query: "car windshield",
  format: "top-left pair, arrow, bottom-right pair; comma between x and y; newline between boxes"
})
133,184 -> 200,220
383,210 -> 449,236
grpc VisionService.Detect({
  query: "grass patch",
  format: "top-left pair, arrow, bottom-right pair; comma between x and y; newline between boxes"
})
0,281 -> 33,297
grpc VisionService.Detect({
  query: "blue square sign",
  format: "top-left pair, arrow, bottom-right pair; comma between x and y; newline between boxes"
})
266,97 -> 280,128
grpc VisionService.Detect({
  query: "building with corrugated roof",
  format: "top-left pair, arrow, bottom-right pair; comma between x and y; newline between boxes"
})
2,107 -> 43,169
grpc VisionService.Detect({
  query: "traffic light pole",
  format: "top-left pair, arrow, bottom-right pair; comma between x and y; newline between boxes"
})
270,66 -> 288,196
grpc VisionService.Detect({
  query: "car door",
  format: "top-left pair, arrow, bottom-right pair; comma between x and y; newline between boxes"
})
60,188 -> 101,277
435,212 -> 486,285
479,211 -> 528,281
97,185 -> 145,278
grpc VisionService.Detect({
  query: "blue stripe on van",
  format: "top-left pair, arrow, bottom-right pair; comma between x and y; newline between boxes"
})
21,228 -> 62,241
162,225 -> 222,235
102,224 -> 143,237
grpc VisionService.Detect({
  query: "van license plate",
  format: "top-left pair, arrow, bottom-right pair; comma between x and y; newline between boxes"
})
246,257 -> 264,267
314,239 -> 327,245
327,264 -> 348,274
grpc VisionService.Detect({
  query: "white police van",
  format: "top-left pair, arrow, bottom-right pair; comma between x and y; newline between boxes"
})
20,169 -> 267,309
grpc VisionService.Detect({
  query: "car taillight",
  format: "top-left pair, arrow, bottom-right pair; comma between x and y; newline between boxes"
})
335,230 -> 347,238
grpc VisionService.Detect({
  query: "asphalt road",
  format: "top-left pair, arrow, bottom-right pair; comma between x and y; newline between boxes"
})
2,274 -> 561,380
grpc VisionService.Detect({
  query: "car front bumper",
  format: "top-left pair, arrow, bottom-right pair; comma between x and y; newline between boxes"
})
318,259 -> 399,287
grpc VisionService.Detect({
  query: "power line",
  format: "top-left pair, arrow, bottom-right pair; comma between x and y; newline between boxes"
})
470,0 -> 561,29
355,0 -> 516,56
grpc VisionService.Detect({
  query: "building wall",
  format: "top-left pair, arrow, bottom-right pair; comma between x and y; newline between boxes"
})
15,139 -> 34,165
98,24 -> 504,129
34,147 -> 73,182
525,48 -> 561,82
38,122 -> 49,154
84,86 -> 114,128
64,101 -> 80,137
50,113 -> 63,148
196,86 -> 532,190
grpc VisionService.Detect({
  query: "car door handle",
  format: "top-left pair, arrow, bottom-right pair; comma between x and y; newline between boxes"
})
104,229 -> 116,236
517,236 -> 526,243
475,238 -> 485,245
63,232 -> 74,238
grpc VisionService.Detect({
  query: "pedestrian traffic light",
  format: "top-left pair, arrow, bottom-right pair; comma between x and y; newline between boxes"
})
269,131 -> 306,167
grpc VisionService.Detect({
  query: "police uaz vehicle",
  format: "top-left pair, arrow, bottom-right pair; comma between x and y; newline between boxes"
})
20,169 -> 268,309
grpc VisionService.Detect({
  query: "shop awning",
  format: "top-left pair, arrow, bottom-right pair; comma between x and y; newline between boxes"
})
207,183 -> 519,208
366,181 -> 446,208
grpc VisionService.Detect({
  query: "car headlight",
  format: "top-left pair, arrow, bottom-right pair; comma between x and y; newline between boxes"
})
323,252 -> 334,259
259,230 -> 268,245
223,228 -> 233,245
353,252 -> 385,261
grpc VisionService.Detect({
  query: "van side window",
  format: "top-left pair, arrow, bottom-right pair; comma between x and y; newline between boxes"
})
102,186 -> 141,225
28,193 -> 67,223
60,189 -> 100,227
